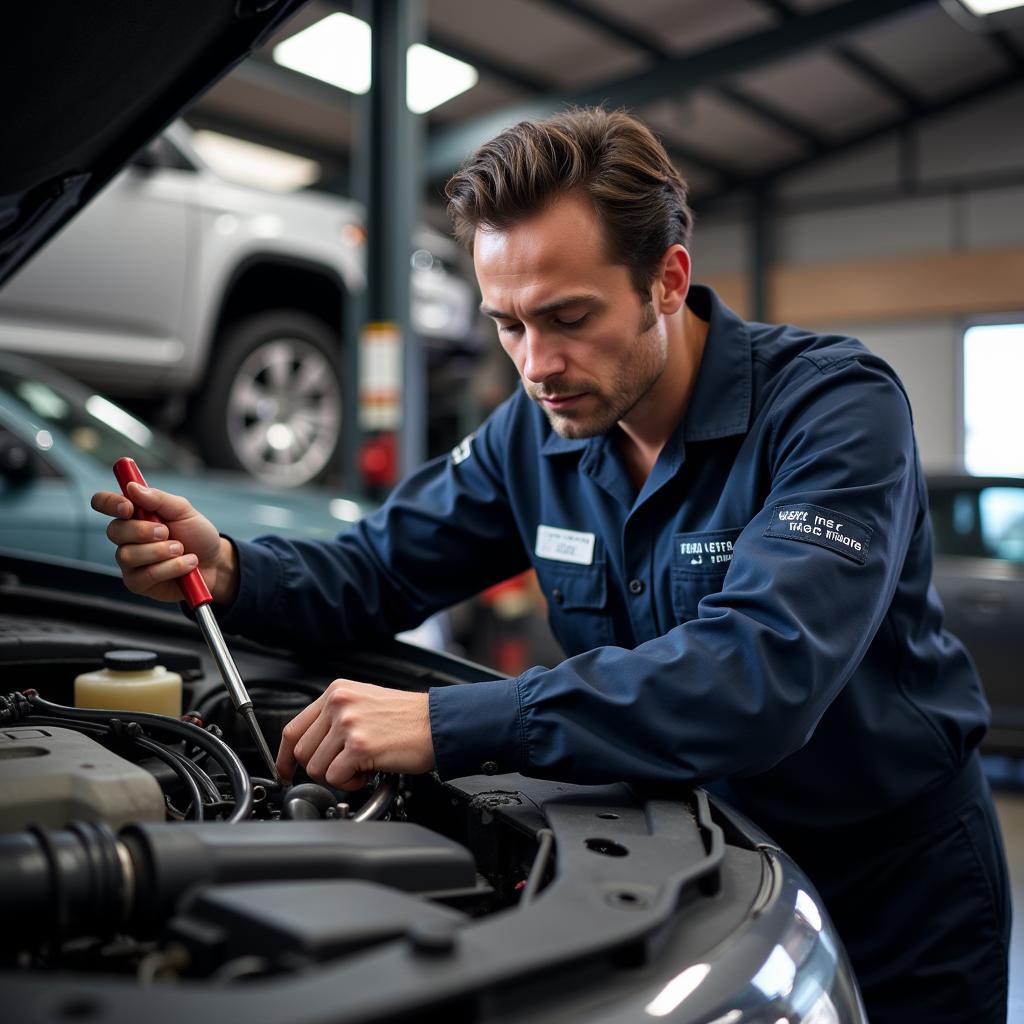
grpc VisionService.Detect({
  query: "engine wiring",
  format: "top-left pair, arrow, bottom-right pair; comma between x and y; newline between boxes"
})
2,690 -> 254,822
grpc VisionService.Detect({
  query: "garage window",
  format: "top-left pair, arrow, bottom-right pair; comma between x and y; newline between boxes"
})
963,323 -> 1024,475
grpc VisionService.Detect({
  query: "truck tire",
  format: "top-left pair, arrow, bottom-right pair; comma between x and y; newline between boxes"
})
198,311 -> 343,487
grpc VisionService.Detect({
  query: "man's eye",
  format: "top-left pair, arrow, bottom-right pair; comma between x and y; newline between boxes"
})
556,314 -> 589,329
497,322 -> 523,334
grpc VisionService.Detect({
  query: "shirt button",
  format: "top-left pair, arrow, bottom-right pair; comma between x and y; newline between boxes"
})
628,579 -> 645,595
481,760 -> 499,775
551,588 -> 564,605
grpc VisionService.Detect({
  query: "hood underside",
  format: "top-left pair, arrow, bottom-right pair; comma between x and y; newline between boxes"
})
0,0 -> 310,288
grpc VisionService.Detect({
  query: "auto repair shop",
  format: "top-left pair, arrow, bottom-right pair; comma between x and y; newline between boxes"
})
0,2 -> 1022,1022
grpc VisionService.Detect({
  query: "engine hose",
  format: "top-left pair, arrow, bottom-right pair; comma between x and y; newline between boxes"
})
0,819 -> 476,948
25,714 -> 208,822
18,691 -> 253,822
134,735 -> 205,821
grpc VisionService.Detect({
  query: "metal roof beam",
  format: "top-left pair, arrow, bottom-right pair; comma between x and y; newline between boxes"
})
698,69 -> 1024,207
531,0 -> 829,153
753,0 -> 925,111
426,0 -> 933,178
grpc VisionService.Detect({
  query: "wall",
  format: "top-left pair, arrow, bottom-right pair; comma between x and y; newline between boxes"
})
692,83 -> 1024,468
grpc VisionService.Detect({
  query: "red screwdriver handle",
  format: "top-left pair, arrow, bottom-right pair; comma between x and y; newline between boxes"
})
113,457 -> 213,610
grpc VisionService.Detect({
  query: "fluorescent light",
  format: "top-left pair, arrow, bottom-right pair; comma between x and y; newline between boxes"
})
274,12 -> 371,94
272,14 -> 478,113
191,131 -> 320,193
406,43 -> 478,113
958,0 -> 1024,12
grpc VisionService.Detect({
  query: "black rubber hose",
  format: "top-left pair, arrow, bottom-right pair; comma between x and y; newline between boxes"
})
22,693 -> 253,822
135,735 -> 205,821
22,713 -> 213,821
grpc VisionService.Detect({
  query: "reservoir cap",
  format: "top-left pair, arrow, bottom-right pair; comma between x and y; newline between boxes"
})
103,649 -> 159,672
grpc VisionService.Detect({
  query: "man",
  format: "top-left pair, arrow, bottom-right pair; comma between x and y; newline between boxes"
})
93,108 -> 1010,1022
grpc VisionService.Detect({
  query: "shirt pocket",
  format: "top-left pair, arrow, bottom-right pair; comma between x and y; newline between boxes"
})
534,559 -> 614,655
671,528 -> 740,623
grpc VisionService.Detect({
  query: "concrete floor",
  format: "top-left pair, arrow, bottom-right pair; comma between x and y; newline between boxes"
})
995,787 -> 1024,1024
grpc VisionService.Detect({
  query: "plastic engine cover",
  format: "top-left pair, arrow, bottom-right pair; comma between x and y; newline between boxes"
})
0,726 -> 165,834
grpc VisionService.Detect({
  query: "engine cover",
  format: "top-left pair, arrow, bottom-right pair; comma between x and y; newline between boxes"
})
0,726 -> 165,833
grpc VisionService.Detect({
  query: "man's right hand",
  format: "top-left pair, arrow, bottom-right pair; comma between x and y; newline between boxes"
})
90,483 -> 239,606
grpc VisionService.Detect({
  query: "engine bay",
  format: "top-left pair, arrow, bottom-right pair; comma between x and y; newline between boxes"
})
0,556 -> 845,1024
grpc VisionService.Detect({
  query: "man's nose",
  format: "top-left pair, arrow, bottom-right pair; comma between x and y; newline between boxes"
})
522,329 -> 567,384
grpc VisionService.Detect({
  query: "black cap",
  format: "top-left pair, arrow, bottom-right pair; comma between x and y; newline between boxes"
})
103,649 -> 159,672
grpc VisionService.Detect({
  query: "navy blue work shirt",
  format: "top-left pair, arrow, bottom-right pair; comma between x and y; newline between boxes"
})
222,285 -> 989,833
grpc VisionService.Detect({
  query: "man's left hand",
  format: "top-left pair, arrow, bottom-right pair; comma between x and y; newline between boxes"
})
277,679 -> 435,790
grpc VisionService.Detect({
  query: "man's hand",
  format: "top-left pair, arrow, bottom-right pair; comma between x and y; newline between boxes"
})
277,679 -> 435,790
90,483 -> 239,606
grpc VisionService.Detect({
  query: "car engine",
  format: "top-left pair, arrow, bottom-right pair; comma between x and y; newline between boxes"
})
0,557 -> 864,1024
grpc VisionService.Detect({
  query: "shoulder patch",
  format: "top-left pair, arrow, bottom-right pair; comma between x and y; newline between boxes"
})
763,503 -> 871,564
450,433 -> 475,465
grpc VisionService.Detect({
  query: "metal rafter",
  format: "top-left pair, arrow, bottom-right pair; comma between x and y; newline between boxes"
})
987,29 -> 1024,74
698,68 -> 1024,207
531,0 -> 829,154
754,0 -> 925,112
426,0 -> 933,178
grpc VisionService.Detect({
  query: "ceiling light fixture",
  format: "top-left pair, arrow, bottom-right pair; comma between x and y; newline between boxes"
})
406,43 -> 478,114
956,0 -> 1024,12
273,13 -> 478,113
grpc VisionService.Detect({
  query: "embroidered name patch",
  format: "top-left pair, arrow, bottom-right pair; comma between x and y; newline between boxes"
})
535,525 -> 596,565
672,528 -> 743,573
763,503 -> 871,564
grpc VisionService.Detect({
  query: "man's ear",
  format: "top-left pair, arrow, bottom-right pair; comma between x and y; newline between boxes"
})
653,244 -> 690,315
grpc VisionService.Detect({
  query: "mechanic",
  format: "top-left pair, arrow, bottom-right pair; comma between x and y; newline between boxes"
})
93,108 -> 1010,1023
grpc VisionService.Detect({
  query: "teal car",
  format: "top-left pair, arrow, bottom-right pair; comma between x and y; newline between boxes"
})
0,352 -> 371,569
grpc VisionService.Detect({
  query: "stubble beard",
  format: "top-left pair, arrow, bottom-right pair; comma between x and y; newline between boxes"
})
532,301 -> 665,439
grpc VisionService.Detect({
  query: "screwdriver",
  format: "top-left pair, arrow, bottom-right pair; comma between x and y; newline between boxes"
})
113,457 -> 282,784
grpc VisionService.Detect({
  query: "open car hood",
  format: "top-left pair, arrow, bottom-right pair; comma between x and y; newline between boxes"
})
0,0 -> 310,288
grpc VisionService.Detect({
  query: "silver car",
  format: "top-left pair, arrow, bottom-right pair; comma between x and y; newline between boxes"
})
0,123 -> 478,488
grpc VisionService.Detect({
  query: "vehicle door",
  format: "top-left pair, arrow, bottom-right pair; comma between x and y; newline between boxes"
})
0,418 -> 85,562
931,481 -> 1024,749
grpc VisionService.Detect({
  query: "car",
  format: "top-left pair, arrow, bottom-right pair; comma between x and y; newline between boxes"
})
0,4 -> 866,1020
927,472 -> 1024,755
0,120 -> 479,488
0,351 -> 371,565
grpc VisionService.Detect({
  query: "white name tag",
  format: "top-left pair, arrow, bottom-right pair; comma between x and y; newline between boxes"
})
535,525 -> 596,565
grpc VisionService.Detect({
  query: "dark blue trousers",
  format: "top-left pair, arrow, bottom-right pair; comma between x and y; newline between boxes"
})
766,754 -> 1011,1023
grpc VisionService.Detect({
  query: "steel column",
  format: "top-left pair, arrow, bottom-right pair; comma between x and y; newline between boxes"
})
353,0 -> 426,486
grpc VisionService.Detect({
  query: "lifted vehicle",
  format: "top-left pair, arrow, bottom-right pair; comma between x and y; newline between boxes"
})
0,121 -> 478,488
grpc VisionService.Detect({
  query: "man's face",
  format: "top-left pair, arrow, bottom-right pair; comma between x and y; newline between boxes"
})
474,192 -> 668,438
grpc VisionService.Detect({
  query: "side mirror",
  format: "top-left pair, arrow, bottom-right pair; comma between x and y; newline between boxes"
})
0,433 -> 37,484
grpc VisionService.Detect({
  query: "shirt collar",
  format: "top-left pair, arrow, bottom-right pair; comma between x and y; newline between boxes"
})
539,284 -> 752,457
681,284 -> 752,442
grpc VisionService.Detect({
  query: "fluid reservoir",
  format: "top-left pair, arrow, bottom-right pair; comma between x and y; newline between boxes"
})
75,649 -> 182,717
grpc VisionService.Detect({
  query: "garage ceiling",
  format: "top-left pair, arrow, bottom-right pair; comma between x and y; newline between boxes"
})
186,0 -> 1024,207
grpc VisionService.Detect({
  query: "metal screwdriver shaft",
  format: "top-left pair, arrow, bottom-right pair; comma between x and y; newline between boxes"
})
113,457 -> 282,784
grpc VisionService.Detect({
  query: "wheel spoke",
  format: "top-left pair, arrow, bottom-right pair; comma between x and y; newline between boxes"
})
292,355 -> 332,398
261,341 -> 297,394
237,421 -> 273,463
229,378 -> 267,417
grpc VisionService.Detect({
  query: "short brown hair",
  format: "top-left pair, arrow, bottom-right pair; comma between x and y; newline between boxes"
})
445,107 -> 693,298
